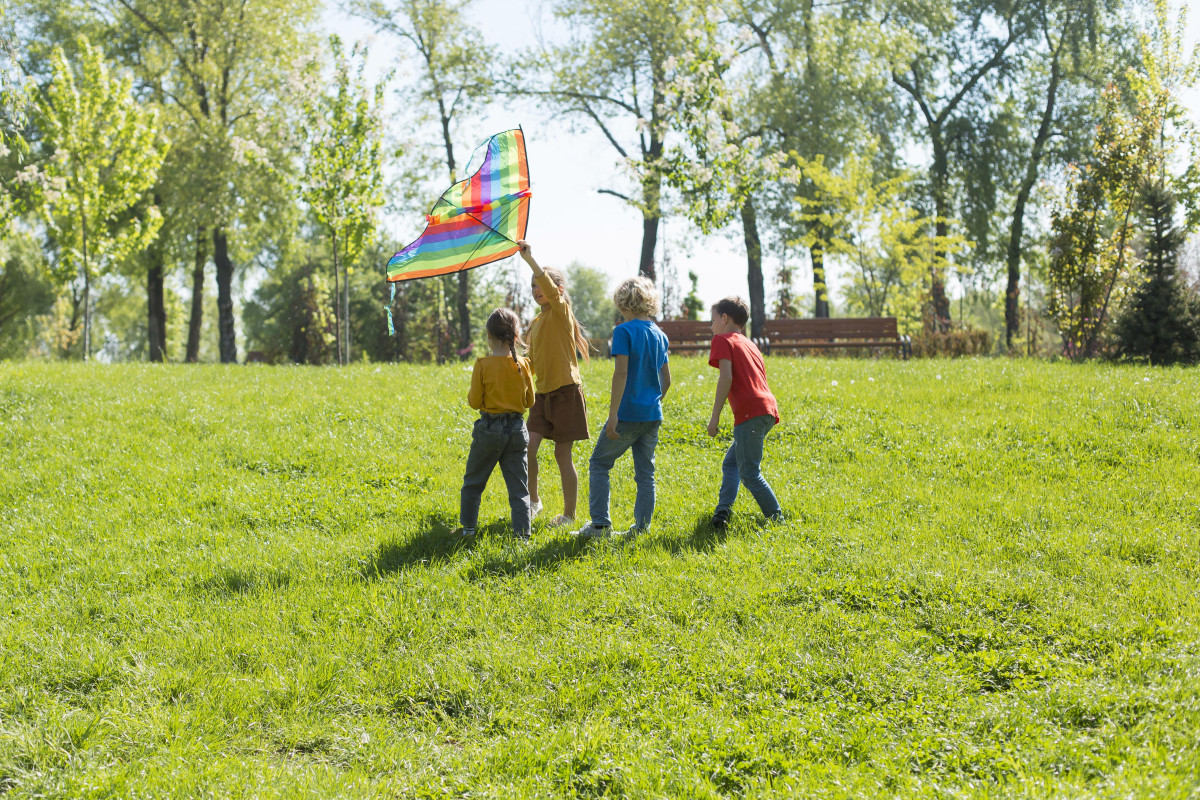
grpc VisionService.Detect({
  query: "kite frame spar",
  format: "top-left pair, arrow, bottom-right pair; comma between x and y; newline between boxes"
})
385,127 -> 532,284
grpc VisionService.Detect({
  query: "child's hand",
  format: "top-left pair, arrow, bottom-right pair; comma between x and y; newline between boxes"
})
707,416 -> 719,437
517,240 -> 533,263
605,418 -> 620,439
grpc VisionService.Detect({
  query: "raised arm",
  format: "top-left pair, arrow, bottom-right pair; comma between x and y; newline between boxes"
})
517,240 -> 544,278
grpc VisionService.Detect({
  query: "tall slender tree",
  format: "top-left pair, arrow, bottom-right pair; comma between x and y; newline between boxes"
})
298,36 -> 387,366
34,38 -> 168,359
349,0 -> 494,354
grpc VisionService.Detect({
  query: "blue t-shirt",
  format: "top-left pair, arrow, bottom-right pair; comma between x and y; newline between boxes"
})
611,319 -> 670,422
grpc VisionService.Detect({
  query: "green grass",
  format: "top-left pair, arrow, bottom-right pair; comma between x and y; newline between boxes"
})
1,357 -> 1198,798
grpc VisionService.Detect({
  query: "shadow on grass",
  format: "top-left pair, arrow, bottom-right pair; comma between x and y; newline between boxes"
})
463,533 -> 591,581
357,513 -> 476,579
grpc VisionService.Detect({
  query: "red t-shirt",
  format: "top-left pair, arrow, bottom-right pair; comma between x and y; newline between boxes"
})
709,332 -> 780,425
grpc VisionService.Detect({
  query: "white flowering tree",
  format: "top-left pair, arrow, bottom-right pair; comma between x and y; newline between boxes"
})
34,38 -> 168,360
0,19 -> 33,239
298,36 -> 387,366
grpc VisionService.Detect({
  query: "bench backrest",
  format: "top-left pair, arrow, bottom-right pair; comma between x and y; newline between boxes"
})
656,319 -> 713,344
763,317 -> 898,340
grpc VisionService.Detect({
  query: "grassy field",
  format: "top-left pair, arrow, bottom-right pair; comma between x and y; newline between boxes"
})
0,357 -> 1198,798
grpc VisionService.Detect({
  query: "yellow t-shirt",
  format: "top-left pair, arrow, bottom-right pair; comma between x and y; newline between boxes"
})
468,355 -> 535,414
528,272 -> 583,394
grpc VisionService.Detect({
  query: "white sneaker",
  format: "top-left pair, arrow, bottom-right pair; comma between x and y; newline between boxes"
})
573,521 -> 611,539
546,514 -> 575,529
530,499 -> 543,518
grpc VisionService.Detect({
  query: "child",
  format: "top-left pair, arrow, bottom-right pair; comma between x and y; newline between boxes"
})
707,296 -> 783,530
516,240 -> 591,529
457,308 -> 536,540
575,276 -> 672,539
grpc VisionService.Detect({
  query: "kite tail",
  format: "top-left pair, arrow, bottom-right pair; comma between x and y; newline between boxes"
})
385,282 -> 396,336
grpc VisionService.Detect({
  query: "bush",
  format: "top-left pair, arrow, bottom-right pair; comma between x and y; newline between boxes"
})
910,326 -> 992,358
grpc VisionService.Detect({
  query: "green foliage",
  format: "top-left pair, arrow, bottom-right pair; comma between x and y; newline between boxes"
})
681,270 -> 703,321
1112,182 -> 1200,364
32,37 -> 168,359
1047,85 -> 1158,360
0,359 -> 1198,795
298,36 -> 388,366
0,232 -> 57,357
793,151 -> 968,334
244,255 -> 337,365
563,262 -> 615,343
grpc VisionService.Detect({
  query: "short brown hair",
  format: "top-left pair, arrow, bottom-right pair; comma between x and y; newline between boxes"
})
712,296 -> 749,327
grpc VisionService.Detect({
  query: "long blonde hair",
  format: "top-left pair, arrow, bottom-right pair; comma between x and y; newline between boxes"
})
541,267 -> 591,361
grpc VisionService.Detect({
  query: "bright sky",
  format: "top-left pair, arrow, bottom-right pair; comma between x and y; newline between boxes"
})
325,0 -> 1200,312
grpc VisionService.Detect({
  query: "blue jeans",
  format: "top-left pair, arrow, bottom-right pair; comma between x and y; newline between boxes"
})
588,420 -> 661,530
460,412 -> 530,536
717,414 -> 782,518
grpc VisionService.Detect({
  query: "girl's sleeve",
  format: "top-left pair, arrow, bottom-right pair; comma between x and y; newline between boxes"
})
534,273 -> 569,318
467,361 -> 484,409
522,359 -> 535,408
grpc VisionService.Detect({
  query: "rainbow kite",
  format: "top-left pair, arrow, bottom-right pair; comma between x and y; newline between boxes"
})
385,129 -> 531,331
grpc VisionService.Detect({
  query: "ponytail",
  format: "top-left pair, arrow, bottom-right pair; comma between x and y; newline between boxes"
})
486,308 -> 525,373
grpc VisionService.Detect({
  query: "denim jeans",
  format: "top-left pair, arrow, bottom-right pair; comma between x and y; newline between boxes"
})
460,412 -> 530,536
588,420 -> 661,530
717,414 -> 782,518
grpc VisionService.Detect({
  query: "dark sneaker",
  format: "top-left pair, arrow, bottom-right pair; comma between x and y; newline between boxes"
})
711,511 -> 730,532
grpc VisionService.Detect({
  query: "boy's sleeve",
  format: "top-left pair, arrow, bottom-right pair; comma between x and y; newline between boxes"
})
467,361 -> 484,409
521,359 -> 535,408
610,325 -> 630,357
658,329 -> 670,368
708,335 -> 730,368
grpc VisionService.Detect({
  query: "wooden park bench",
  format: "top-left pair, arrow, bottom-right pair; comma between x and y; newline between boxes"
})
761,317 -> 910,359
653,320 -> 713,354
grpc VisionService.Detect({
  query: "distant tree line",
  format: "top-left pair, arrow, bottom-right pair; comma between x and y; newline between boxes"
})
0,0 -> 1197,364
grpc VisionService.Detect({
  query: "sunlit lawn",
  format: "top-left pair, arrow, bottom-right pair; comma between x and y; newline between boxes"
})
1,357 -> 1197,798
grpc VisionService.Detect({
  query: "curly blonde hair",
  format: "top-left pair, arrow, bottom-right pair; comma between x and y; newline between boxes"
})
613,275 -> 661,317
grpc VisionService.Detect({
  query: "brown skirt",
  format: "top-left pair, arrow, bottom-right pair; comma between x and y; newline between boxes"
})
527,383 -> 590,442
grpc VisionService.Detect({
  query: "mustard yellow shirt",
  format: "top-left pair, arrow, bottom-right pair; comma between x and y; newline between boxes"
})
468,355 -> 535,414
528,272 -> 583,394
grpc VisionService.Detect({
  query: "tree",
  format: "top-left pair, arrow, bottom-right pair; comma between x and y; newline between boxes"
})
33,38 -> 167,359
1047,85 -> 1154,359
518,0 -> 705,280
794,150 -> 968,332
887,0 -> 1025,329
1112,181 -> 1200,364
350,0 -> 494,355
298,36 -> 387,366
564,262 -> 616,343
110,0 -> 317,363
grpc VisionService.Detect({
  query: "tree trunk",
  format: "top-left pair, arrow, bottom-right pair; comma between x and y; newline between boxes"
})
639,215 -> 660,280
811,235 -> 830,318
332,229 -> 343,366
638,168 -> 662,280
81,212 -> 90,361
742,199 -> 765,338
344,253 -> 352,364
456,271 -> 471,354
213,227 -> 237,364
930,132 -> 952,329
186,225 -> 207,363
1005,50 -> 1061,351
147,254 -> 166,362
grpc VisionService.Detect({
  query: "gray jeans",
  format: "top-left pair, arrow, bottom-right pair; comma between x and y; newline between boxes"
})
460,412 -> 530,536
